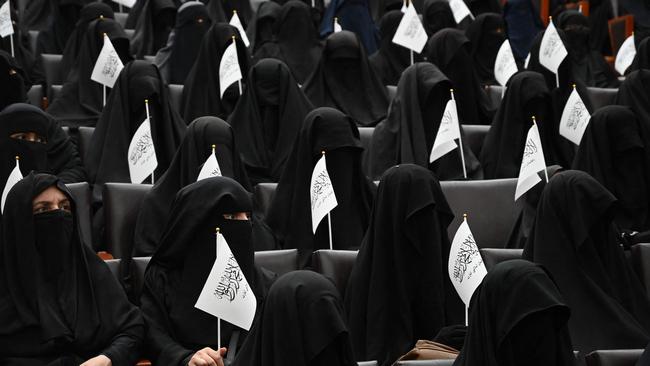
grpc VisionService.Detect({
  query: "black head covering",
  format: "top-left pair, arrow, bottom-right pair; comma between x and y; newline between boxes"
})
0,6 -> 42,84
21,0 -> 53,31
572,106 -> 650,235
503,0 -> 543,60
617,69 -> 650,133
369,63 -> 483,180
422,0 -> 457,37
0,173 -> 143,364
465,13 -> 506,85
213,0 -> 253,27
425,29 -> 495,125
523,170 -> 650,353
154,1 -> 212,85
369,0 -> 403,21
345,164 -> 463,366
130,0 -> 177,58
0,51 -> 28,112
133,116 -> 251,257
453,259 -> 575,366
303,31 -> 389,127
247,1 -> 282,54
47,18 -> 132,127
320,0 -> 380,55
629,37 -> 650,73
266,107 -> 375,267
181,23 -> 250,122
0,103 -> 86,185
141,176 -> 273,365
35,0 -> 87,55
85,61 -> 186,200
480,71 -> 561,178
369,10 -> 415,86
232,270 -> 356,366
228,59 -> 314,185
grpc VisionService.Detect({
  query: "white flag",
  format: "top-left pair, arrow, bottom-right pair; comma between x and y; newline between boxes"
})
91,34 -> 124,88
334,17 -> 343,33
615,35 -> 636,75
559,87 -> 590,145
219,40 -> 242,98
448,218 -> 487,306
1,158 -> 21,213
494,40 -> 519,86
229,12 -> 250,48
515,123 -> 547,200
128,118 -> 158,184
430,99 -> 461,162
112,0 -> 136,7
195,232 -> 257,331
197,146 -> 222,181
0,0 -> 14,38
401,0 -> 407,12
310,154 -> 338,234
539,21 -> 568,74
392,3 -> 427,54
448,0 -> 473,24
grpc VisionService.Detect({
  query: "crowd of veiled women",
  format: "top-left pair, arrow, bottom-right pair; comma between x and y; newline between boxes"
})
2,0 -> 650,365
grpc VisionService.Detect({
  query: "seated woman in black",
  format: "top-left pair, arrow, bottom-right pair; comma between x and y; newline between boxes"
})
0,173 -> 144,365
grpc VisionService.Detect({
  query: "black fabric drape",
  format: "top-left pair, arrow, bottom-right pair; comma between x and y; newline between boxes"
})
0,173 -> 143,365
248,1 -> 281,55
465,13 -> 506,85
465,0 -> 501,15
369,0 -> 402,21
266,107 -> 375,267
425,29 -> 495,125
369,62 -> 482,180
422,0 -> 457,37
228,59 -> 314,185
629,37 -> 650,74
453,259 -> 576,366
140,177 -> 275,365
303,31 -> 389,127
523,170 -> 650,353
35,0 -> 88,55
232,270 -> 356,366
129,0 -> 177,58
0,51 -> 29,111
21,0 -> 53,31
319,0 -> 380,55
0,103 -> 85,184
369,11 -> 415,86
181,23 -> 250,122
345,164 -> 463,366
0,7 -> 43,84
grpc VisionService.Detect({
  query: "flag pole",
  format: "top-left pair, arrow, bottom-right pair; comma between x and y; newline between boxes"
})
463,213 -> 469,326
532,115 -> 549,183
232,36 -> 243,95
9,34 -> 14,57
145,99 -> 155,184
102,85 -> 106,107
451,89 -> 467,178
119,3 -> 123,12
410,50 -> 414,65
323,150 -> 333,251
215,227 -> 222,349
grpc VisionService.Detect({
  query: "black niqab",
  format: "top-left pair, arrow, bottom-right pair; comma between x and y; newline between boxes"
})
247,1 -> 281,54
320,0 -> 380,55
0,6 -> 42,84
0,51 -> 28,112
465,13 -> 506,85
369,11 -> 414,86
422,0 -> 457,37
129,0 -> 177,58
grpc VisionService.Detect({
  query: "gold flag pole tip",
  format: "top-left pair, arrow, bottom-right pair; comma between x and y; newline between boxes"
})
215,227 -> 220,233
572,84 -> 576,89
211,144 -> 216,149
463,213 -> 468,219
321,150 -> 326,155
14,156 -> 19,161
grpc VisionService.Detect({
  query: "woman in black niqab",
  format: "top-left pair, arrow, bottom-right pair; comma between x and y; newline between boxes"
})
35,0 -> 88,55
0,6 -> 43,84
247,1 -> 281,55
129,0 -> 177,58
345,164 -> 463,366
465,13 -> 506,85
523,170 -> 650,353
0,51 -> 29,112
303,31 -> 389,127
0,173 -> 144,364
425,29 -> 495,125
228,59 -> 314,185
181,23 -> 250,122
453,259 -> 576,366
140,176 -> 276,365
266,107 -> 375,267
617,70 -> 650,128
422,0 -> 457,37
154,1 -> 211,85
320,0 -> 380,55
369,10 -> 415,86
629,36 -> 650,73
369,63 -> 482,180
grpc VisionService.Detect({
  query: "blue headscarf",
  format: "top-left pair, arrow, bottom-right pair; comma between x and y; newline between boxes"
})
320,0 -> 381,54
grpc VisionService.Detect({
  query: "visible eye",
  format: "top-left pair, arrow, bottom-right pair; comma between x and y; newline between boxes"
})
8,69 -> 16,76
223,213 -> 235,220
60,201 -> 72,213
11,133 -> 27,140
197,17 -> 204,23
33,205 -> 51,214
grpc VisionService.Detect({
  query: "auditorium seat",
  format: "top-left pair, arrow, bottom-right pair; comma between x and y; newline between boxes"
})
461,125 -> 489,157
105,258 -> 120,279
359,127 -> 374,175
252,182 -> 278,219
479,248 -> 523,270
27,30 -> 39,55
77,126 -> 95,163
124,29 -> 135,42
66,182 -> 94,250
440,178 -> 517,248
357,362 -> 378,366
26,85 -> 44,108
311,250 -> 358,295
254,249 -> 299,275
143,55 -> 156,63
586,87 -> 618,111
484,85 -> 505,110
114,12 -> 129,28
585,349 -> 644,366
41,54 -> 64,93
167,84 -> 183,114
49,84 -> 63,104
103,183 -> 152,258
631,243 -> 650,296
386,85 -> 397,102
394,360 -> 455,366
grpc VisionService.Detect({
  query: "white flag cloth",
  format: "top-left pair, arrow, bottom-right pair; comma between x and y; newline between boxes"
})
91,34 -> 124,88
448,0 -> 473,24
334,18 -> 343,33
197,149 -> 222,181
448,219 -> 487,306
430,99 -> 461,162
0,0 -> 14,38
310,154 -> 338,234
559,88 -> 590,145
219,41 -> 243,98
195,232 -> 257,331
615,35 -> 636,75
128,117 -> 158,184
392,4 -> 427,54
539,21 -> 568,74
515,123 -> 548,200
229,12 -> 250,47
494,40 -> 519,86
112,0 -> 136,7
1,159 -> 21,213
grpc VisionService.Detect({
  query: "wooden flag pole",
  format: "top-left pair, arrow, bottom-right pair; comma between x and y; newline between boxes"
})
322,150 -> 333,251
451,89 -> 467,178
532,116 -> 549,183
232,36 -> 243,96
215,227 -> 222,349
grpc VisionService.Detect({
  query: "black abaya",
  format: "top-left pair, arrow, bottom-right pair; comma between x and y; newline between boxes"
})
465,13 -> 506,85
129,0 -> 177,58
617,70 -> 650,130
35,0 -> 88,56
247,1 -> 281,55
0,51 -> 29,112
0,7 -> 43,84
369,11 -> 414,86
422,0 -> 457,37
